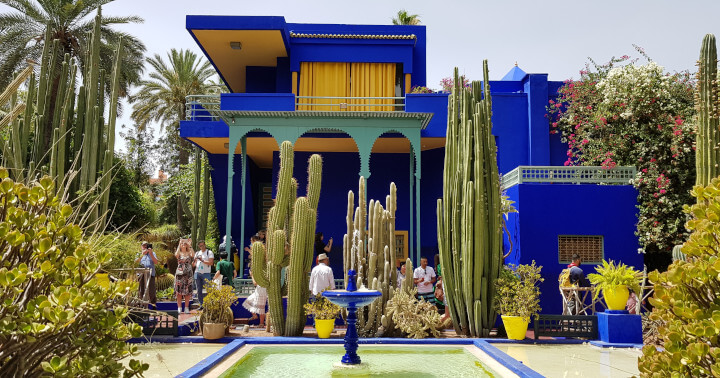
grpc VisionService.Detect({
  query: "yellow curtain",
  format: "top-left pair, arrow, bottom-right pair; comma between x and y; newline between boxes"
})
298,62 -> 351,111
350,63 -> 396,111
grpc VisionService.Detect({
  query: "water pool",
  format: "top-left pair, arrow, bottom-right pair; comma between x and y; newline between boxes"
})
124,343 -> 223,377
206,345 -> 515,377
493,343 -> 641,377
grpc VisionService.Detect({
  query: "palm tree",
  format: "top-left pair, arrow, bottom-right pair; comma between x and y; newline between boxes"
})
130,48 -> 217,230
0,0 -> 146,150
392,10 -> 421,25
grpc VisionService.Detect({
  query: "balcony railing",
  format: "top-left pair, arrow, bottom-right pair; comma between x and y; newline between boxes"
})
186,94 -> 220,121
501,166 -> 636,189
295,96 -> 405,111
184,94 -> 408,122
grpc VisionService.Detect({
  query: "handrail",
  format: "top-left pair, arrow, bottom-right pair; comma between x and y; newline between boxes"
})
502,166 -> 636,189
295,95 -> 405,111
186,94 -> 221,121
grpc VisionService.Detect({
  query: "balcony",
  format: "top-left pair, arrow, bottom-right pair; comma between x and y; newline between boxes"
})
185,92 -> 449,136
501,166 -> 637,189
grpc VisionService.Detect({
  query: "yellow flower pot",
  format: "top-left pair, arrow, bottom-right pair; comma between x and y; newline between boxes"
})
603,285 -> 629,310
501,315 -> 529,340
314,318 -> 335,339
96,273 -> 110,290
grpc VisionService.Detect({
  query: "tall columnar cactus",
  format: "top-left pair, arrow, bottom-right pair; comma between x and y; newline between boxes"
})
343,177 -> 409,337
437,63 -> 503,338
696,34 -> 720,187
0,8 -> 121,221
249,142 -> 322,336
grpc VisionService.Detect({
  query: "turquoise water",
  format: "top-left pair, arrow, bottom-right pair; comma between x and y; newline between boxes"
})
218,345 -> 499,377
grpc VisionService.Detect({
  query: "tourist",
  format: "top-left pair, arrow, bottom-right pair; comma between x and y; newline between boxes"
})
314,232 -> 333,262
309,253 -> 335,295
566,254 -> 590,314
174,239 -> 194,313
242,269 -> 268,327
626,288 -> 639,314
396,261 -> 406,288
135,242 -> 158,308
413,257 -> 436,302
214,250 -> 237,286
194,240 -> 214,307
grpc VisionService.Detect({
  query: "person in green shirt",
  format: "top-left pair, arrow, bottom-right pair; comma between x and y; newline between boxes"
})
214,251 -> 236,286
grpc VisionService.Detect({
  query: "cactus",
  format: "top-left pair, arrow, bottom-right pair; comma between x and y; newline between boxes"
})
0,8 -> 122,222
198,153 -> 211,246
191,147 -> 201,247
696,34 -> 720,187
437,63 -> 503,338
344,177 -> 408,337
248,141 -> 322,336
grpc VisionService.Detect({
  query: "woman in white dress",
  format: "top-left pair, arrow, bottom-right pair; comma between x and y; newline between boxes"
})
242,270 -> 267,327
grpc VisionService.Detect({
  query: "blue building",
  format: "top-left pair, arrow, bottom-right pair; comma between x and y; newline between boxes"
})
179,15 -> 643,315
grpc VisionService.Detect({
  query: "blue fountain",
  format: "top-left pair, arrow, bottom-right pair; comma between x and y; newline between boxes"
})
322,269 -> 381,365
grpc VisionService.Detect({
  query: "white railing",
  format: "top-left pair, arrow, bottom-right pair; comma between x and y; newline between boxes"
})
185,94 -> 220,121
232,277 -> 346,296
295,96 -> 405,111
502,166 -> 636,189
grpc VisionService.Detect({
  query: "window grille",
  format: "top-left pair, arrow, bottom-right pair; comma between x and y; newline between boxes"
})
558,235 -> 603,264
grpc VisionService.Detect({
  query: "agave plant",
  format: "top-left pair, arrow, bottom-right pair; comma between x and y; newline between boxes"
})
587,259 -> 643,299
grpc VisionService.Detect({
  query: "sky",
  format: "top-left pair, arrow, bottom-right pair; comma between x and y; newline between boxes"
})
5,0 -> 720,174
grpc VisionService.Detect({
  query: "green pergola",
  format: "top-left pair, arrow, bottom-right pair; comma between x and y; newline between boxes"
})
213,110 -> 433,271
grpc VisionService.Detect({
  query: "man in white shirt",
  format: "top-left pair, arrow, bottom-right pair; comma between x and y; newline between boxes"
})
309,253 -> 335,295
194,240 -> 214,307
413,257 -> 436,302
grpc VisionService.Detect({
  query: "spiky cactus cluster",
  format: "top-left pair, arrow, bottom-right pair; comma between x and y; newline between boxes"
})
437,63 -> 503,338
695,34 -> 720,187
0,8 -> 121,222
251,142 -> 322,336
343,177 -> 413,337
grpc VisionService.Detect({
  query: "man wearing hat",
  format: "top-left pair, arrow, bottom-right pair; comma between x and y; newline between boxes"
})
309,253 -> 335,295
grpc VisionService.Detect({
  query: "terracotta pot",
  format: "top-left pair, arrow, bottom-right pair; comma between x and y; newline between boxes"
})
603,285 -> 629,311
501,315 -> 529,340
314,318 -> 335,339
203,322 -> 226,340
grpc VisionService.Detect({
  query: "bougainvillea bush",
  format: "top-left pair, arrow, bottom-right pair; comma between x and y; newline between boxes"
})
548,55 -> 696,257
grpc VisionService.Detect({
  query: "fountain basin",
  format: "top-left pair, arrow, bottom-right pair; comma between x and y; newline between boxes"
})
322,289 -> 382,308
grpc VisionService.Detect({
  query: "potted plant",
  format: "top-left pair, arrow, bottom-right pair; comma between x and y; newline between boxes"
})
587,259 -> 642,311
494,261 -> 543,340
304,293 -> 341,339
199,279 -> 238,339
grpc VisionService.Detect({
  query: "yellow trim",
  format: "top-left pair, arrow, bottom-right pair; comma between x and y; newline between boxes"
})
188,137 -> 446,168
191,29 -> 287,92
394,230 -> 409,267
405,73 -> 411,94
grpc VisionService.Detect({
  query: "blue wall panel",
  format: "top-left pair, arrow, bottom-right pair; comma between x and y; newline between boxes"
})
246,66 -> 277,93
491,94 -> 529,175
510,183 -> 641,315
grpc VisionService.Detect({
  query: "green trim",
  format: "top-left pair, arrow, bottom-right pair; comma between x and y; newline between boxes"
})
223,112 -> 426,269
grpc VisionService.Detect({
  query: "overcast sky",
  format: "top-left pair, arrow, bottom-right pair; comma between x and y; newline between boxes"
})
5,0 -> 720,172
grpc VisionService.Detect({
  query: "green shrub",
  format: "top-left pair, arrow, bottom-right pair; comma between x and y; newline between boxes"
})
639,178 -> 720,377
587,259 -> 643,300
0,169 -> 147,377
494,261 -> 543,319
108,158 -> 156,231
97,232 -> 141,270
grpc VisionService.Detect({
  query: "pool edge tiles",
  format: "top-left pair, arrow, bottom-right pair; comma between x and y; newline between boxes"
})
176,340 -> 246,378
177,338 -> 545,378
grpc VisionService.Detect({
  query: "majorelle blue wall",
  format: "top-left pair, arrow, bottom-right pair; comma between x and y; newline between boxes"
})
269,148 -> 445,276
503,183 -> 643,316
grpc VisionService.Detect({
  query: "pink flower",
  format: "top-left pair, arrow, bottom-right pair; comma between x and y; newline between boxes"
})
660,189 -> 666,194
581,139 -> 589,145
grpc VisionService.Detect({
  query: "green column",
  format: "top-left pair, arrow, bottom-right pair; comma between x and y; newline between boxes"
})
239,136 -> 247,269
409,148 -> 414,263
226,127 -> 241,255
